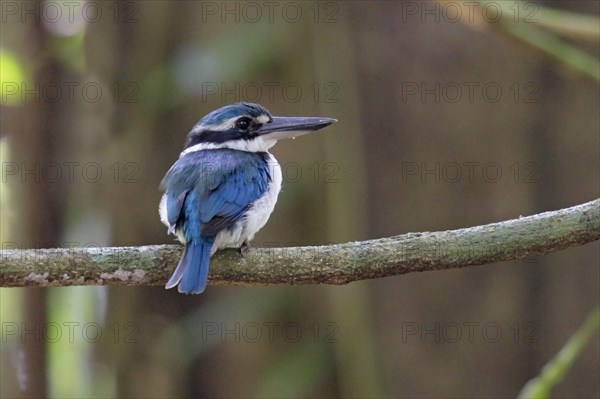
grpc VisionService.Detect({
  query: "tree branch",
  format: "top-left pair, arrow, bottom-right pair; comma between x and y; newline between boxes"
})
1,200 -> 598,288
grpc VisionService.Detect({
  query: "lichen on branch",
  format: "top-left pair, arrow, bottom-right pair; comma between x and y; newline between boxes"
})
1,200 -> 598,288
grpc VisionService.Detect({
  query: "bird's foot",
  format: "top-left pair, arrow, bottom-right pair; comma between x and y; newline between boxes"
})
238,240 -> 251,257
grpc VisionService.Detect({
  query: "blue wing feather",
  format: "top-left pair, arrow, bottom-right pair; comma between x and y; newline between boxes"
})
166,191 -> 188,227
200,153 -> 270,234
161,149 -> 271,238
162,150 -> 271,229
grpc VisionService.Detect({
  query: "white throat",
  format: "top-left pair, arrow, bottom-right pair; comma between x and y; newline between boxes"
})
180,137 -> 278,157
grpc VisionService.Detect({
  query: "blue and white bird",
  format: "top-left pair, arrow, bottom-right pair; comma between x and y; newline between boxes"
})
159,102 -> 336,294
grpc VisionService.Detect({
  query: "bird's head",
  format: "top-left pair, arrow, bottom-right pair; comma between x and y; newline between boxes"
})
182,102 -> 336,154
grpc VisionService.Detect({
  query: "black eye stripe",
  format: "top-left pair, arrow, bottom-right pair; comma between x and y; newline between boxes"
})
185,115 -> 267,148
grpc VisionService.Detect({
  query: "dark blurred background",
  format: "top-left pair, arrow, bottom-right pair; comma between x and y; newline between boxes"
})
1,1 -> 599,398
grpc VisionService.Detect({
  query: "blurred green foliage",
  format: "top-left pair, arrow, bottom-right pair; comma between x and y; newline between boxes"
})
519,307 -> 600,398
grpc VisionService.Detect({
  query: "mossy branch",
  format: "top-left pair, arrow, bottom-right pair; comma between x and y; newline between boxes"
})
1,200 -> 598,288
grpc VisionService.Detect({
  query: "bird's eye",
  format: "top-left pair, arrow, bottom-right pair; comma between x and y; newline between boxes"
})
236,117 -> 251,130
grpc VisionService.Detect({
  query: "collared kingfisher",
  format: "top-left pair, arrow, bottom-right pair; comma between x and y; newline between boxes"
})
159,102 -> 336,294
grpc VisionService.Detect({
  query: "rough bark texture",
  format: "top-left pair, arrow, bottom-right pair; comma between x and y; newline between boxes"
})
1,200 -> 598,288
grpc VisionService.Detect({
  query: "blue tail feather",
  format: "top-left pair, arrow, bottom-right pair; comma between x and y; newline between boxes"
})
165,245 -> 188,290
172,240 -> 213,294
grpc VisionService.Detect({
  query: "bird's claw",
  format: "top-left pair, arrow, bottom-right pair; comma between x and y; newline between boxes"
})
238,240 -> 251,258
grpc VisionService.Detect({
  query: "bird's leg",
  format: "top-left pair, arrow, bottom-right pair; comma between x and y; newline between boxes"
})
238,239 -> 251,257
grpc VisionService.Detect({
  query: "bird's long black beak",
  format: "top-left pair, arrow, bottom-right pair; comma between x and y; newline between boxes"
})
258,116 -> 337,140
